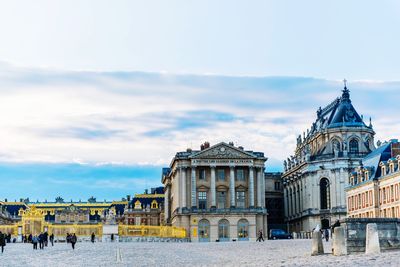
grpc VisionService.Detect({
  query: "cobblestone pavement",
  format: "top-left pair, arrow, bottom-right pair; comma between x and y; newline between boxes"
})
0,240 -> 399,266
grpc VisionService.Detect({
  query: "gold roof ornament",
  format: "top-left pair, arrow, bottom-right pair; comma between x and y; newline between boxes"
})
134,200 -> 142,210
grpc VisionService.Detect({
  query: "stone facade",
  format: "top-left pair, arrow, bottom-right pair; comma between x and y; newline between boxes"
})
346,140 -> 400,218
162,142 -> 268,242
282,85 -> 375,232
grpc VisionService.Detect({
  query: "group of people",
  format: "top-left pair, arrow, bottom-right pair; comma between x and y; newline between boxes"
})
66,233 -> 78,249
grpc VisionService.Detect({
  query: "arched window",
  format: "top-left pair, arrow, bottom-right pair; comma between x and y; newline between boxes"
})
237,219 -> 249,240
218,219 -> 230,241
198,219 -> 210,242
332,139 -> 341,153
349,139 -> 359,154
320,178 -> 331,210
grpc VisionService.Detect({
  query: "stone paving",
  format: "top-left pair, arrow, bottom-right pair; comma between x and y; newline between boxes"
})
0,240 -> 399,266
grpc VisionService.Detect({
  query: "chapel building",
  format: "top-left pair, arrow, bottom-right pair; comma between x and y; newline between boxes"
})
282,84 -> 375,232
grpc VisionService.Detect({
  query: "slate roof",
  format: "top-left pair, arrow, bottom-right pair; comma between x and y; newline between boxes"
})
362,141 -> 394,179
308,87 -> 371,137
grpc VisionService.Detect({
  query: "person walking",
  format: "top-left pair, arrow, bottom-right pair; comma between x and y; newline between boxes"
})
70,233 -> 77,250
91,232 -> 95,243
324,228 -> 329,242
256,229 -> 264,242
38,233 -> 44,250
32,235 -> 38,250
49,233 -> 54,246
44,231 -> 49,247
0,231 -> 6,253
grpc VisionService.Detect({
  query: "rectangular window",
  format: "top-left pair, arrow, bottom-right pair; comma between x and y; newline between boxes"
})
236,191 -> 246,208
236,169 -> 245,181
217,191 -> 226,209
198,192 -> 207,210
199,169 -> 206,180
275,182 -> 281,191
217,169 -> 225,181
391,185 -> 394,201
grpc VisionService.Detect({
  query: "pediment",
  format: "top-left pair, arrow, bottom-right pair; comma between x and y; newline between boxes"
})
190,142 -> 256,159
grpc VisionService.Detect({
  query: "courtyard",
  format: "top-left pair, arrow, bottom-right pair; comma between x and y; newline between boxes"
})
0,240 -> 399,267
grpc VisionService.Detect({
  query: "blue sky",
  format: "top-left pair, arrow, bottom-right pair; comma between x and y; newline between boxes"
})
0,1 -> 399,201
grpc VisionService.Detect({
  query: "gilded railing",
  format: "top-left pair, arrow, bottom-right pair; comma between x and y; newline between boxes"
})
48,224 -> 103,237
118,225 -> 186,238
0,224 -> 18,235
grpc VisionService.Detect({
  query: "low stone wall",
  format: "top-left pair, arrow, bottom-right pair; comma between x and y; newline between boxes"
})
342,218 -> 400,254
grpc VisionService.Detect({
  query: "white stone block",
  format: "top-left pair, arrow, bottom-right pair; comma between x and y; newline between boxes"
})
365,223 -> 380,254
333,226 -> 347,256
311,231 -> 324,256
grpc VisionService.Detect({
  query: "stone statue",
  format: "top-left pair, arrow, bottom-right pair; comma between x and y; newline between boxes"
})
105,208 -> 116,225
284,160 -> 288,171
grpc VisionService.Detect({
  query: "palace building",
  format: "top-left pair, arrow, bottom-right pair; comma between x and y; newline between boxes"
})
346,139 -> 400,218
282,83 -> 376,232
162,142 -> 268,242
123,187 -> 165,226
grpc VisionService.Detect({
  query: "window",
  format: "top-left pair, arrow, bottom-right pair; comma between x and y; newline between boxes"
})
198,219 -> 210,242
199,169 -> 206,180
236,169 -> 245,181
320,178 -> 331,210
218,219 -> 230,241
217,191 -> 226,209
349,139 -> 359,154
237,219 -> 249,240
198,192 -> 207,210
236,191 -> 246,208
274,182 -> 281,191
217,169 -> 225,181
332,139 -> 341,152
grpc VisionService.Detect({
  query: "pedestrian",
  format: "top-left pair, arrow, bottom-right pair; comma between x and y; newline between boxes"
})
70,233 -> 77,250
32,235 -> 38,250
49,233 -> 54,246
111,233 -> 114,242
66,233 -> 70,243
324,228 -> 329,242
91,232 -> 95,243
38,233 -> 44,250
44,231 -> 49,247
0,231 -> 6,253
6,233 -> 11,243
28,234 -> 32,243
256,229 -> 264,242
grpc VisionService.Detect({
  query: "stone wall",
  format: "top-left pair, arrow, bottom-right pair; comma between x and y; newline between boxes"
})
342,218 -> 400,253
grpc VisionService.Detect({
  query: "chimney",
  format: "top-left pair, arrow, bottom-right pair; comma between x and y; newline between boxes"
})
145,189 -> 148,194
238,146 -> 244,150
200,144 -> 205,150
187,148 -> 192,152
204,142 -> 210,149
127,195 -> 131,202
391,140 -> 400,158
229,142 -> 234,146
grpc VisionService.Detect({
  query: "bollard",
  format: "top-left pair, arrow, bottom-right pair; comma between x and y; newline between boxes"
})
311,231 -> 324,256
365,223 -> 380,254
332,226 -> 347,256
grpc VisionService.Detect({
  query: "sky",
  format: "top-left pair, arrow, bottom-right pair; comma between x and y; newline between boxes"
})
0,0 -> 399,201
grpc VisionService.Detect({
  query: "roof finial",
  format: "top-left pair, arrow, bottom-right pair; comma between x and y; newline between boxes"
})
341,78 -> 350,100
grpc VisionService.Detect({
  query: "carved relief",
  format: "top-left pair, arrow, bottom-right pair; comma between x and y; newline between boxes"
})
192,144 -> 254,159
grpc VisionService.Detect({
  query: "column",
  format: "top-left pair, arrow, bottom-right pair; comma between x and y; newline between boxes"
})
164,186 -> 170,222
181,167 -> 187,208
210,166 -> 216,208
283,187 -> 288,218
257,167 -> 262,207
230,166 -> 236,207
191,167 -> 197,208
249,167 -> 255,207
261,167 -> 266,207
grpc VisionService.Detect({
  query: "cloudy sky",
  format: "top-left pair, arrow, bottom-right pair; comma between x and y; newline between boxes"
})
0,1 -> 399,201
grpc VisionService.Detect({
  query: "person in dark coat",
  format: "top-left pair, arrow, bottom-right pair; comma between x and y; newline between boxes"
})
256,229 -> 264,242
91,232 -> 95,243
111,233 -> 114,242
324,228 -> 329,242
0,231 -> 6,253
70,233 -> 77,250
6,233 -> 11,243
38,233 -> 44,249
43,231 -> 49,247
49,233 -> 54,246
66,233 -> 70,243
32,235 -> 38,250
28,234 -> 32,243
